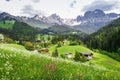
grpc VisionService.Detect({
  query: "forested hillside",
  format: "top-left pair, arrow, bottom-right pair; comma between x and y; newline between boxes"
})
86,18 -> 120,60
0,20 -> 39,41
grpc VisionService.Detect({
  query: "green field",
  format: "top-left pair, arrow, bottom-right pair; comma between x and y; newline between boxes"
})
49,45 -> 120,71
0,43 -> 26,50
0,44 -> 120,80
49,45 -> 92,54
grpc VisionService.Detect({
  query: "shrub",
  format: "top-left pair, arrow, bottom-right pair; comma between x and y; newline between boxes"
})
24,42 -> 35,51
74,51 -> 87,62
69,41 -> 79,45
57,42 -> 62,47
4,37 -> 14,43
117,48 -> 120,54
52,48 -> 58,57
0,34 -> 4,43
60,54 -> 66,59
80,55 -> 87,62
74,51 -> 81,61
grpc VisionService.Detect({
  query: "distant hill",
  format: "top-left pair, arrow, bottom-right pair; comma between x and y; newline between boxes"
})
40,25 -> 78,34
86,18 -> 120,52
0,20 -> 39,41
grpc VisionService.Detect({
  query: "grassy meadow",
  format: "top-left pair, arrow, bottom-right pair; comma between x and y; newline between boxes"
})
49,45 -> 120,71
0,44 -> 120,80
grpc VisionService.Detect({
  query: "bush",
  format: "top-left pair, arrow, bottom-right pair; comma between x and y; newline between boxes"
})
57,42 -> 62,47
60,54 -> 66,59
52,48 -> 58,57
69,41 -> 79,45
0,34 -> 4,43
80,55 -> 87,62
4,37 -> 14,43
117,48 -> 120,54
74,51 -> 87,62
24,42 -> 35,51
74,51 -> 81,61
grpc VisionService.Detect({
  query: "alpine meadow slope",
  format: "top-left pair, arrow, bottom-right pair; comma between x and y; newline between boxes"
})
0,44 -> 120,80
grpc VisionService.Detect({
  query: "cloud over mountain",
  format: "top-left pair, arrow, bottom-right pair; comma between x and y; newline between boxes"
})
21,5 -> 45,16
5,0 -> 11,2
83,0 -> 120,12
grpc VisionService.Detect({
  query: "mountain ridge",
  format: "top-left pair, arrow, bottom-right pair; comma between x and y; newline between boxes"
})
0,9 -> 120,34
75,9 -> 120,34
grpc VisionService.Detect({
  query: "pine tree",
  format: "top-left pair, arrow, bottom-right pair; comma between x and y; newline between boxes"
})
74,51 -> 81,61
52,48 -> 58,57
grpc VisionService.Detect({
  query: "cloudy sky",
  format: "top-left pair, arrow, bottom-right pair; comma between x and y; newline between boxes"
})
0,0 -> 120,18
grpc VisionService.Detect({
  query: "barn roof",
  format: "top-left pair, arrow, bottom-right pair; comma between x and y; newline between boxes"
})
80,52 -> 93,56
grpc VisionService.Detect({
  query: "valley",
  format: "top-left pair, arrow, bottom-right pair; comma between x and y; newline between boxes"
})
0,7 -> 120,80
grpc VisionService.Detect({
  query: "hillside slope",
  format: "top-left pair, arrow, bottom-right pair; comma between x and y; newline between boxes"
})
0,20 -> 39,41
85,18 -> 120,61
0,44 -> 120,80
86,18 -> 120,52
49,45 -> 120,71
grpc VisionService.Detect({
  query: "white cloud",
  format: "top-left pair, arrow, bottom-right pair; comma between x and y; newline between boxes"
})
31,0 -> 40,3
1,0 -> 120,18
21,5 -> 45,16
83,0 -> 120,12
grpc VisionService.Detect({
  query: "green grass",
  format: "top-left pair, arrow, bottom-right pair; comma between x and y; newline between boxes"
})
89,52 -> 120,71
49,45 -> 120,71
49,45 -> 94,56
57,45 -> 92,54
0,43 -> 26,50
0,20 -> 15,30
0,44 -> 120,80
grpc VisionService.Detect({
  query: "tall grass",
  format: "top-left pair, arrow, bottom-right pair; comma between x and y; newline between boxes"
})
0,46 -> 120,80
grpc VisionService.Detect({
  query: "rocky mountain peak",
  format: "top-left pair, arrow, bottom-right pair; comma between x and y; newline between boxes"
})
45,13 -> 63,25
33,14 -> 43,20
94,9 -> 104,13
84,9 -> 105,18
48,14 -> 60,19
0,12 -> 15,21
0,12 -> 13,17
33,15 -> 40,19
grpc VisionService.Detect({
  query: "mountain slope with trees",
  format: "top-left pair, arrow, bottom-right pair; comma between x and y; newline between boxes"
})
0,20 -> 39,42
86,18 -> 120,60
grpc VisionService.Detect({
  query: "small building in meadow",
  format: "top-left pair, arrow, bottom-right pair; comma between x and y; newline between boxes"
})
0,34 -> 4,43
80,52 -> 93,60
65,53 -> 72,58
62,39 -> 67,45
38,48 -> 49,53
